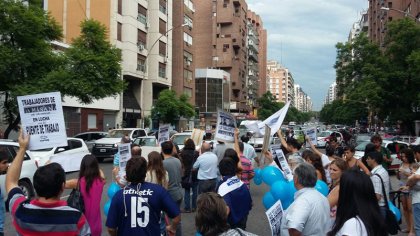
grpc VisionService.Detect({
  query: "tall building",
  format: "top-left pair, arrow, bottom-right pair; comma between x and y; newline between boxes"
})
324,82 -> 337,105
194,0 -> 249,113
247,11 -> 267,100
368,0 -> 419,46
172,0 -> 195,104
348,10 -> 368,42
46,0 -> 174,132
294,84 -> 312,112
246,16 -> 259,111
267,60 -> 294,106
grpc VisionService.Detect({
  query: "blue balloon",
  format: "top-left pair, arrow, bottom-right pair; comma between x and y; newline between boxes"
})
104,200 -> 111,216
262,166 -> 285,186
254,175 -> 263,185
262,191 -> 276,209
254,168 -> 262,179
107,182 -> 120,199
271,180 -> 291,203
281,199 -> 292,210
315,180 -> 329,196
388,201 -> 401,222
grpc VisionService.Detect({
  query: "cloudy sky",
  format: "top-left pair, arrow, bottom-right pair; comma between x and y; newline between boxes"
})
247,0 -> 368,111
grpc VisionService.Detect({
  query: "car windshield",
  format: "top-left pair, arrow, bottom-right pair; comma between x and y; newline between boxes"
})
319,131 -> 331,137
137,138 -> 157,147
172,134 -> 191,145
355,141 -> 370,151
31,148 -> 54,152
107,130 -> 130,138
356,135 -> 371,141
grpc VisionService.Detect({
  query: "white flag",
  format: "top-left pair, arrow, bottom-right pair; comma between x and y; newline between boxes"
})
258,101 -> 291,136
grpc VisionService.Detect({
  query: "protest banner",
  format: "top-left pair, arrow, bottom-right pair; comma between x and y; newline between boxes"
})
305,127 -> 317,148
271,145 -> 293,181
245,101 -> 290,136
215,110 -> 236,143
191,128 -> 205,146
261,125 -> 272,154
158,124 -> 170,144
17,92 -> 67,150
118,143 -> 131,179
265,200 -> 283,236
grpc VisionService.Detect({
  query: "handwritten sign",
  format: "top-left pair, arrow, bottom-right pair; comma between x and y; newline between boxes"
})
18,92 -> 67,150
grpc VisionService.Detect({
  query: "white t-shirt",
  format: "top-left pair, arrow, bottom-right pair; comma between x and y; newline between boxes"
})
336,217 -> 367,236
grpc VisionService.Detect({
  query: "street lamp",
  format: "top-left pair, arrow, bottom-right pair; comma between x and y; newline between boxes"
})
140,23 -> 188,128
380,7 -> 420,22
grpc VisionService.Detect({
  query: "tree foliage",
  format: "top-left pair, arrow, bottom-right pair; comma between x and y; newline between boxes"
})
257,91 -> 312,123
323,19 -> 420,133
0,0 -> 125,137
151,90 -> 195,124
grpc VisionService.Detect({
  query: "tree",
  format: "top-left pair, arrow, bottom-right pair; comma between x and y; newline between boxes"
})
257,91 -> 283,120
151,90 -> 195,125
0,0 -> 125,137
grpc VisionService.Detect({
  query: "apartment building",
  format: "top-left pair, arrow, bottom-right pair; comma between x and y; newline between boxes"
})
194,0 -> 249,113
369,0 -> 419,46
45,0 -> 173,133
247,11 -> 268,99
324,82 -> 337,105
294,84 -> 312,112
246,19 -> 259,110
267,60 -> 294,106
172,0 -> 195,105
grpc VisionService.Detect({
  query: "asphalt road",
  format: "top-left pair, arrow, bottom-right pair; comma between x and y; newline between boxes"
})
3,154 -> 409,236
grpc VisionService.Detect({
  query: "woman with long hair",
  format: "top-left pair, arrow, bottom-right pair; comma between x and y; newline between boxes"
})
303,152 -> 327,183
328,170 -> 387,236
180,138 -> 199,213
328,158 -> 348,225
145,151 -> 168,188
65,154 -> 105,236
397,148 -> 416,235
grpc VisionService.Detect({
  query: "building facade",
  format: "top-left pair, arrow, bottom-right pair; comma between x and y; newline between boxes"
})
194,0 -> 249,113
267,60 -> 294,106
324,82 -> 337,106
294,84 -> 312,112
45,0 -> 175,133
368,0 -> 419,46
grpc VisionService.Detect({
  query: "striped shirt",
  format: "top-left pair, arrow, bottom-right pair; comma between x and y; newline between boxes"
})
370,165 -> 390,207
240,156 -> 254,188
8,187 -> 91,236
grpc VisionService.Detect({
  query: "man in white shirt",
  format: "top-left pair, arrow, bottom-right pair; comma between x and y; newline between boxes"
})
406,146 -> 420,235
280,163 -> 330,236
366,151 -> 389,216
240,135 -> 257,161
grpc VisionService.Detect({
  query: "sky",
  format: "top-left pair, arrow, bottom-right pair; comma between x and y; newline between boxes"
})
247,0 -> 368,111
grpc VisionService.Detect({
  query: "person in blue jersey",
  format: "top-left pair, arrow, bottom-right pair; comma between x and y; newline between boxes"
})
106,156 -> 181,236
217,157 -> 252,230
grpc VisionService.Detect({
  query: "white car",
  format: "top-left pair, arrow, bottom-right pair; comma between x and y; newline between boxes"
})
31,138 -> 90,172
0,140 -> 37,199
317,130 -> 333,148
171,132 -> 193,150
354,140 -> 410,171
132,136 -> 160,161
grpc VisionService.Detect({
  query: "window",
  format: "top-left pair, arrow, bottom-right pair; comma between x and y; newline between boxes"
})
184,51 -> 192,65
158,63 -> 166,78
184,15 -> 193,29
137,30 -> 147,48
159,19 -> 166,34
184,0 -> 194,12
137,54 -> 146,72
184,87 -> 193,97
88,114 -> 97,129
138,5 -> 147,25
223,44 -> 229,52
159,41 -> 166,56
118,0 -> 122,14
184,69 -> 193,83
183,32 -> 193,46
117,22 -> 122,41
159,0 -> 167,14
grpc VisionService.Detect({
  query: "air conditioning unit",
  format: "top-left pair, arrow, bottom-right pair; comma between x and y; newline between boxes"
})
163,57 -> 168,63
137,43 -> 145,51
191,7 -> 195,13
145,22 -> 149,29
186,60 -> 191,66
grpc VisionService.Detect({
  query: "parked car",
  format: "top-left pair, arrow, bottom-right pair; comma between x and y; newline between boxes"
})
171,132 -> 193,150
354,140 -> 410,171
73,131 -> 108,151
31,138 -> 90,173
92,128 -> 147,162
355,134 -> 371,146
0,140 -> 37,199
132,136 -> 160,161
317,130 -> 333,148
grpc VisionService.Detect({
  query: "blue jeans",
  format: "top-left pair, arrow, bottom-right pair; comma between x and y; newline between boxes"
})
413,203 -> 420,236
184,182 -> 198,211
0,192 -> 4,234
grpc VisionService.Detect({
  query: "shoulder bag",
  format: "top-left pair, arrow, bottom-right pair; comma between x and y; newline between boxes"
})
375,174 -> 400,235
67,179 -> 85,213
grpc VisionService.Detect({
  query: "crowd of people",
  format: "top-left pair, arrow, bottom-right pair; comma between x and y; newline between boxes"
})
3,128 -> 420,236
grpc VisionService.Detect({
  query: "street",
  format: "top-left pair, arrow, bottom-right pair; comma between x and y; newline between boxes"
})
3,156 -> 408,235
